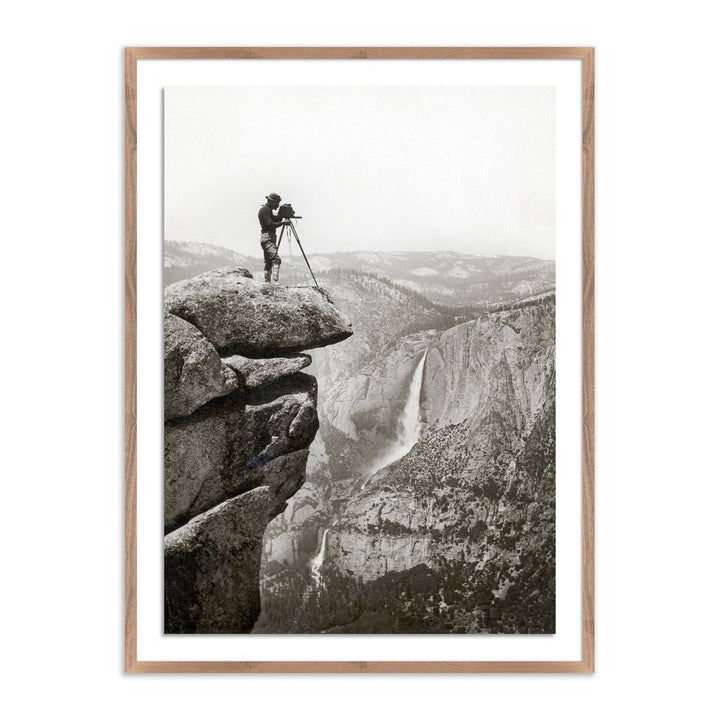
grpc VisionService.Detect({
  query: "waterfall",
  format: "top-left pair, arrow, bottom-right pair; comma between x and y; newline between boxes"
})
309,519 -> 338,581
362,350 -> 427,488
309,353 -> 427,581
310,528 -> 329,580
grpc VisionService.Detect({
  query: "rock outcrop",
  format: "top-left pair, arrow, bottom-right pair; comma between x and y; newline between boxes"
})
165,487 -> 271,634
165,267 -> 353,357
223,353 -> 311,390
164,311 -> 238,420
164,268 -> 352,633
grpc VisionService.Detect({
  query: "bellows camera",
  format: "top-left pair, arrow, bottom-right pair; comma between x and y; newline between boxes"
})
277,203 -> 301,220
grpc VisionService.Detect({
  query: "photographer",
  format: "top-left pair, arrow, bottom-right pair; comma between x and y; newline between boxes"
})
258,192 -> 290,283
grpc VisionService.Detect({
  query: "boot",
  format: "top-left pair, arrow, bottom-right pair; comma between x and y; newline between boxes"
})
271,263 -> 280,283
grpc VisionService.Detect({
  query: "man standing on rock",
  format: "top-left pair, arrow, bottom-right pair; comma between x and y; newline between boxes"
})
258,192 -> 290,283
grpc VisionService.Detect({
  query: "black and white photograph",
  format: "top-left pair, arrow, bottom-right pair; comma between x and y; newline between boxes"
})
162,84 -> 557,635
8,0 -> 720,711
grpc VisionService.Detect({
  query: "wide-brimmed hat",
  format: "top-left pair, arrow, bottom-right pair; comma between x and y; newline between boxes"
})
266,193 -> 281,202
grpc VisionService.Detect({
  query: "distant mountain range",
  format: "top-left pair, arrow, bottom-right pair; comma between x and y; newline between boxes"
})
164,242 -> 249,287
164,241 -> 555,305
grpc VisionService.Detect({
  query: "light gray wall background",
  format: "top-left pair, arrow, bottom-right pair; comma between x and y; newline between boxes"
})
2,2 -> 718,719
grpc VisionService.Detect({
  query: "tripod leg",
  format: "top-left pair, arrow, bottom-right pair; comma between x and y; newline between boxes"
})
289,224 -> 320,289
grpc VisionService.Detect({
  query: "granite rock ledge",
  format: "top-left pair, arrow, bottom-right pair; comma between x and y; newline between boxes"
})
163,268 -> 352,633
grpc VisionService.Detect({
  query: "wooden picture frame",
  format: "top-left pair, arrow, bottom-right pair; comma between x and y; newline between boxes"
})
125,46 -> 594,673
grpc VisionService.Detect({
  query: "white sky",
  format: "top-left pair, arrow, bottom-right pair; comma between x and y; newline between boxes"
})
165,86 -> 555,259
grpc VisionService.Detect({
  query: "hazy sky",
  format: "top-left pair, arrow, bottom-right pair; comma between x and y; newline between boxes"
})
165,86 -> 555,259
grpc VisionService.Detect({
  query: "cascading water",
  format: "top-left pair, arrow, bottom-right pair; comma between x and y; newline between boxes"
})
361,350 -> 428,488
309,519 -> 338,581
309,528 -> 329,580
308,353 -> 427,583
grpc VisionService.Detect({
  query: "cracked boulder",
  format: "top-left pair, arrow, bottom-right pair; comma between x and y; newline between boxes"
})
164,311 -> 238,420
164,486 -> 271,634
223,353 -> 311,390
164,374 -> 319,533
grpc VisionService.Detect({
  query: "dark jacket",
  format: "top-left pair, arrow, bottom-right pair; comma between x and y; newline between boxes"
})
258,204 -> 284,239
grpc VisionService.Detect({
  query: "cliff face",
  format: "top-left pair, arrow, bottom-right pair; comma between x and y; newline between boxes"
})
258,294 -> 555,634
264,297 -> 553,565
326,301 -> 555,582
422,303 -> 554,430
163,268 -> 352,633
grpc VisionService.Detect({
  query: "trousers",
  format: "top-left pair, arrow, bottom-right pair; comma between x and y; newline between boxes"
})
260,233 -> 281,282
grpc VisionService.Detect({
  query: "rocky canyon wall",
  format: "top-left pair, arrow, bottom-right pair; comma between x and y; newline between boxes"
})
163,268 -> 352,633
263,298 -> 555,581
326,299 -> 555,582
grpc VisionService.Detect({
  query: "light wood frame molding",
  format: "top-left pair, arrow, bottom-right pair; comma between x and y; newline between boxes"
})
125,46 -> 594,674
